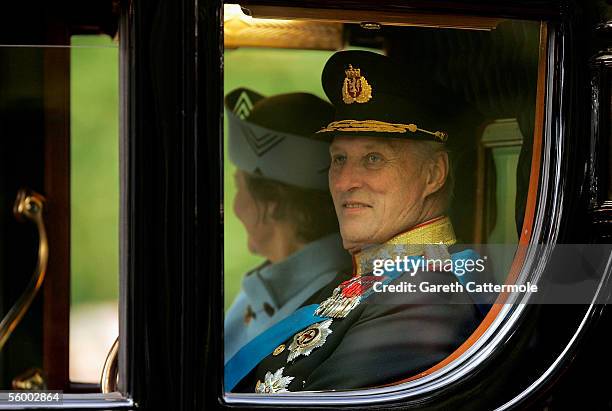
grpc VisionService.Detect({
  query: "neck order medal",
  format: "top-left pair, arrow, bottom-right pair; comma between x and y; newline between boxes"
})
315,217 -> 457,319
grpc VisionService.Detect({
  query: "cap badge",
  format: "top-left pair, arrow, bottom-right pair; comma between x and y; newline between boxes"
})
287,319 -> 333,362
342,64 -> 372,104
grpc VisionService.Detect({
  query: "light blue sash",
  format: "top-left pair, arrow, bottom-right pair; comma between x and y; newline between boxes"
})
224,304 -> 326,391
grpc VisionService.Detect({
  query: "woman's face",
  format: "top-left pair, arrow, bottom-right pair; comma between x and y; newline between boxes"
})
233,170 -> 275,256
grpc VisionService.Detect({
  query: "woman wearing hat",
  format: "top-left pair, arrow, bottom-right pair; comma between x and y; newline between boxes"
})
224,88 -> 352,362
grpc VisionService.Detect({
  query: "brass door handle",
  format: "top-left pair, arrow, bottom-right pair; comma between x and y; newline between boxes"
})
101,336 -> 119,393
0,189 -> 48,350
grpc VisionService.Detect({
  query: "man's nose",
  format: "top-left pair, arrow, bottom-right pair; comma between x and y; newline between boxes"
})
330,161 -> 363,192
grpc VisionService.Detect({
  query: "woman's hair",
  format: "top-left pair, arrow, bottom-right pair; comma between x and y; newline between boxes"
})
242,172 -> 339,243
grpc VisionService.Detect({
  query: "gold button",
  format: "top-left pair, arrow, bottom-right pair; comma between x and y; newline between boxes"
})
273,344 -> 285,356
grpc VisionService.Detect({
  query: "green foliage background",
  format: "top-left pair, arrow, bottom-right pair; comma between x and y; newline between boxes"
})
71,35 -> 119,306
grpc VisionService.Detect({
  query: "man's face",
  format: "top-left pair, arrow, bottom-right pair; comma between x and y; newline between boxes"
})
329,136 -> 435,251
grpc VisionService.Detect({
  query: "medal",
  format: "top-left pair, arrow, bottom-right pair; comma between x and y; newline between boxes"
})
315,217 -> 457,318
287,319 -> 333,362
255,367 -> 294,393
314,276 -> 380,318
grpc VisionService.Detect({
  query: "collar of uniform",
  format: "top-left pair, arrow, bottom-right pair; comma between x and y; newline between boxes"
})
353,215 -> 456,276
242,233 -> 351,312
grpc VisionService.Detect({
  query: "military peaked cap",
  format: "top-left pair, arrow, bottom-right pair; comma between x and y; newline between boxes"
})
317,50 -> 448,143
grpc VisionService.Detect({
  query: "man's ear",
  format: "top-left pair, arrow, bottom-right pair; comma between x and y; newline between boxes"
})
423,151 -> 449,198
263,201 -> 278,222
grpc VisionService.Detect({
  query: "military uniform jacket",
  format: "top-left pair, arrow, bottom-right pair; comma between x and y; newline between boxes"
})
233,260 -> 483,393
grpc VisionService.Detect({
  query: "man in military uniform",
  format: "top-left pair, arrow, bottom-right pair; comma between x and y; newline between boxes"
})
225,51 -> 484,393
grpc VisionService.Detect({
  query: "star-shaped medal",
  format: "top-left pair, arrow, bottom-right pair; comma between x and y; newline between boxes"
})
287,319 -> 333,362
255,367 -> 294,393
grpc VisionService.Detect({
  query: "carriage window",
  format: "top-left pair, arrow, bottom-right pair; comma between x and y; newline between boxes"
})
0,32 -> 120,392
69,35 -> 119,384
223,4 -> 544,397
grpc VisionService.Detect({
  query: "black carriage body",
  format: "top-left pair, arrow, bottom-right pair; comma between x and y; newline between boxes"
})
1,0 -> 612,410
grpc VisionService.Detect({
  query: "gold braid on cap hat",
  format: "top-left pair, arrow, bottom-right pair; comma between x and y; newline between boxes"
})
317,119 -> 448,143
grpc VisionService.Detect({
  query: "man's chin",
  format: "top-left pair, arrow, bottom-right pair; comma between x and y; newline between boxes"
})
340,231 -> 374,253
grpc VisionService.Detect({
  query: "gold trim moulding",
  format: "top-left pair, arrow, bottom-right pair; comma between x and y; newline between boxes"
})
224,12 -> 343,50
247,6 -> 504,31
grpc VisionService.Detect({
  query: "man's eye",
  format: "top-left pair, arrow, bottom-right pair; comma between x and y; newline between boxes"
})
332,155 -> 346,165
366,153 -> 382,163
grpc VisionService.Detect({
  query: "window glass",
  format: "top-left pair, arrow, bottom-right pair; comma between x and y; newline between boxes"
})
70,34 -> 119,383
0,34 -> 119,390
223,5 -> 542,395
